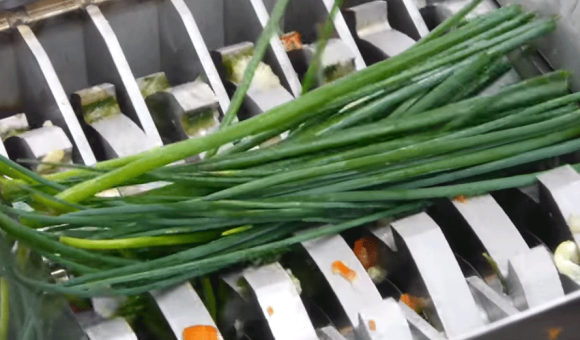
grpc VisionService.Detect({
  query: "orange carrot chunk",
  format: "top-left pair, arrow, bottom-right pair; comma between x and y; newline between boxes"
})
354,236 -> 379,269
400,294 -> 424,314
453,195 -> 468,203
331,260 -> 357,282
183,325 -> 219,340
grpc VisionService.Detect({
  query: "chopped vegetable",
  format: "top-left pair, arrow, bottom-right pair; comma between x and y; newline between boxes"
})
554,241 -> 580,283
280,31 -> 303,51
183,325 -> 218,340
368,319 -> 377,331
400,294 -> 425,314
354,236 -> 379,269
453,195 -> 468,203
331,260 -> 357,282
267,306 -> 274,316
567,214 -> 580,234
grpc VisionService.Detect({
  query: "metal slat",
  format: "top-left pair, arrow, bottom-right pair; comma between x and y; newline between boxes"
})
466,276 -> 519,323
84,4 -> 162,147
262,0 -> 366,70
537,165 -> 580,246
14,24 -> 96,165
242,262 -> 319,340
222,0 -> 300,97
506,246 -> 565,311
301,234 -> 383,329
357,298 -> 413,340
376,213 -> 485,337
159,0 -> 231,113
447,195 -> 529,278
151,282 -> 225,340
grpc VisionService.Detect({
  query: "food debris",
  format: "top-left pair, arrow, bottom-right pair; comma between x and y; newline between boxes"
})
568,213 -> 580,233
267,306 -> 274,316
400,294 -> 425,314
183,325 -> 218,340
453,195 -> 468,203
280,31 -> 303,51
354,236 -> 379,269
548,327 -> 562,340
368,320 -> 377,331
331,260 -> 357,282
554,241 -> 580,282
367,266 -> 387,283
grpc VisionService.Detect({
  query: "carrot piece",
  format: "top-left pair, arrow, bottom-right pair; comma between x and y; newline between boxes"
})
267,306 -> 274,316
280,31 -> 303,51
183,325 -> 219,340
453,195 -> 468,203
400,294 -> 424,313
368,320 -> 377,331
331,260 -> 357,282
353,236 -> 379,269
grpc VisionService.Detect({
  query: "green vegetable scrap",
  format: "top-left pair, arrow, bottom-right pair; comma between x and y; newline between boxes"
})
137,72 -> 171,98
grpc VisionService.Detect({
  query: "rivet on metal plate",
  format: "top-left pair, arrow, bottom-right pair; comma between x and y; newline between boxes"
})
242,262 -> 319,340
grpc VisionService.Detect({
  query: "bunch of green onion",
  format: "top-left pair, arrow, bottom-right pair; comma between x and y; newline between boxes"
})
0,0 -> 579,304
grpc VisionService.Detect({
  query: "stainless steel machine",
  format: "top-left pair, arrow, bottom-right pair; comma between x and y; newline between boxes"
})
1,0 -> 580,339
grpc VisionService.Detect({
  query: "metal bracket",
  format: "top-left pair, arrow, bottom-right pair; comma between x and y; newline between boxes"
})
4,123 -> 73,174
71,83 -> 157,160
145,79 -> 221,144
344,1 -> 416,63
213,42 -> 295,120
